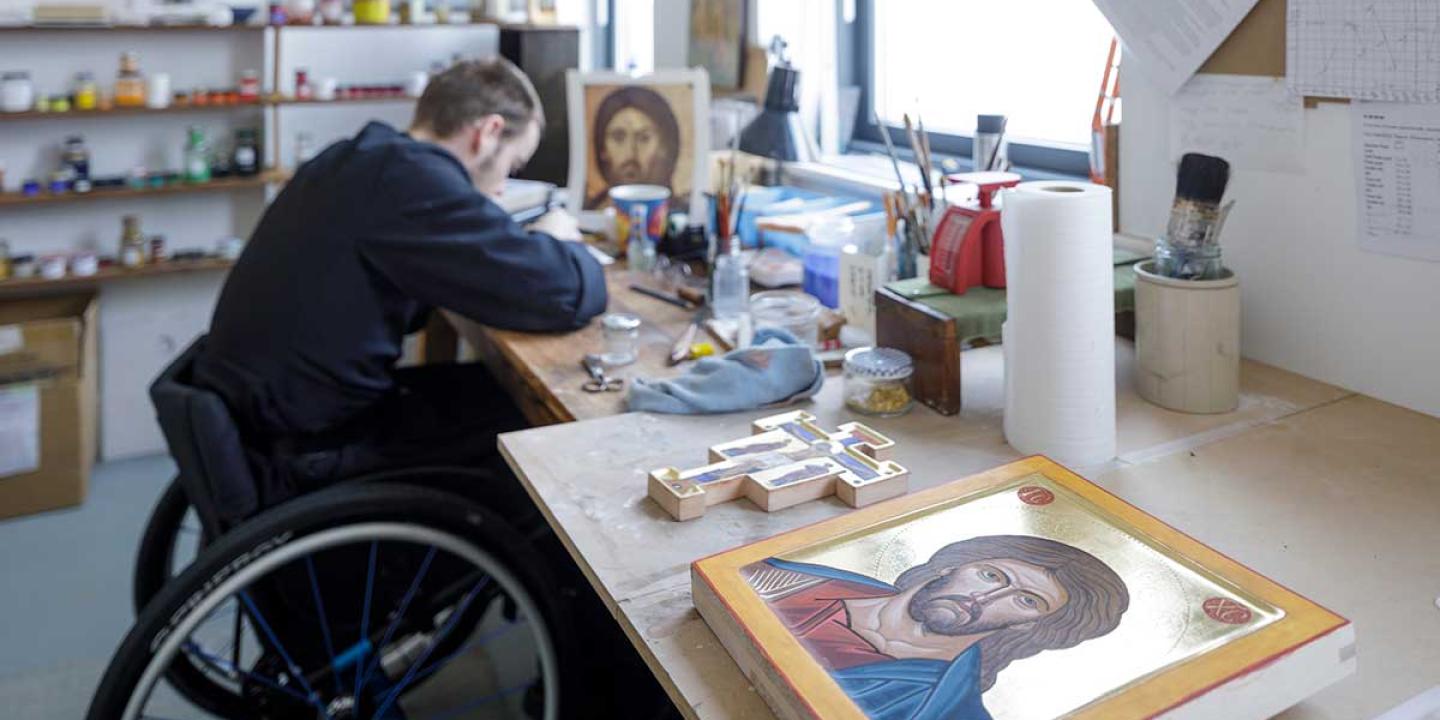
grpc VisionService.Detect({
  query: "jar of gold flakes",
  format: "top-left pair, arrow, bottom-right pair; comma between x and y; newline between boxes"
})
843,347 -> 914,417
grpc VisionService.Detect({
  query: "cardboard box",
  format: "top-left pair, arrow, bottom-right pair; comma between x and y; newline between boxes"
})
0,293 -> 98,520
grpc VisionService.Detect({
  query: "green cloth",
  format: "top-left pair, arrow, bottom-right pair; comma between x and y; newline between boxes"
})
887,247 -> 1146,347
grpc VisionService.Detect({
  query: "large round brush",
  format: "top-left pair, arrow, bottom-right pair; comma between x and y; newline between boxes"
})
1166,153 -> 1231,250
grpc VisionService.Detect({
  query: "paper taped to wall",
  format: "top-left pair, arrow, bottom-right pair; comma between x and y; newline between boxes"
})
1352,103 -> 1440,262
0,384 -> 40,479
1090,0 -> 1260,95
1171,74 -> 1305,173
1288,0 -> 1440,102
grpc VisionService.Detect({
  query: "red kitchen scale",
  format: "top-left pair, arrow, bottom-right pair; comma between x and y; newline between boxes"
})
928,171 -> 1022,294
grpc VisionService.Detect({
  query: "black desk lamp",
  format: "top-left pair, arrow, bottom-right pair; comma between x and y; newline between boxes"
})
738,38 -> 816,163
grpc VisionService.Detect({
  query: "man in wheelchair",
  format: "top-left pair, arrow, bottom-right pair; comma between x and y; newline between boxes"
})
195,57 -> 605,512
87,59 -> 676,720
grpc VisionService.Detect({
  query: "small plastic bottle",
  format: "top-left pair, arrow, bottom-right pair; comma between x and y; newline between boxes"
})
183,126 -> 211,184
625,205 -> 656,272
119,215 -> 146,268
711,235 -> 749,320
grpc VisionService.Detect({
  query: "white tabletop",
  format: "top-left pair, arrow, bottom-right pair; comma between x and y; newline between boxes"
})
497,340 -> 1440,719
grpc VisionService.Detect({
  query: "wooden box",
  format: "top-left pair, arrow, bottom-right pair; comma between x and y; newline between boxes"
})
875,286 -> 960,416
693,457 -> 1354,719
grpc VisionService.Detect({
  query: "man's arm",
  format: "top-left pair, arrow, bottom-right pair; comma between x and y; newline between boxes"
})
360,172 -> 607,332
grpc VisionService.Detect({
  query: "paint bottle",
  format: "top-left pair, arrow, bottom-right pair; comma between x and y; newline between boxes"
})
233,128 -> 260,176
119,215 -> 146,268
72,72 -> 98,111
183,126 -> 211,184
114,51 -> 146,108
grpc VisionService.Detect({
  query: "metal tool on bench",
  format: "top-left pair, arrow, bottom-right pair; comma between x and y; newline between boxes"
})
581,353 -> 625,393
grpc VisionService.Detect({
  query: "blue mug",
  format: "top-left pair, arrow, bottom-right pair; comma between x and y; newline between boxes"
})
609,184 -> 671,252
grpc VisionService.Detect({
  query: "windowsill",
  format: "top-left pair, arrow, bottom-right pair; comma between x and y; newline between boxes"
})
846,140 -> 1089,182
782,144 -> 1088,202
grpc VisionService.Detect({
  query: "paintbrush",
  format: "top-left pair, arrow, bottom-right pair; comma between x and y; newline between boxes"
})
874,109 -> 908,192
985,116 -> 1009,171
1166,153 -> 1231,251
903,113 -> 934,206
918,116 -> 935,200
730,186 -> 748,242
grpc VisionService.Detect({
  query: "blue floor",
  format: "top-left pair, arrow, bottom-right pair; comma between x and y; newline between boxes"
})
0,454 -> 175,719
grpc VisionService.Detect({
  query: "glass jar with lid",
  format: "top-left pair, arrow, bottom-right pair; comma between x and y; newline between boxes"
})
1,71 -> 33,113
599,312 -> 642,366
114,51 -> 147,108
843,346 -> 915,417
73,72 -> 98,110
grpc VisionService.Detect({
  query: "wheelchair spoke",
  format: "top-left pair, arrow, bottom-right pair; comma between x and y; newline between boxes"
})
238,591 -> 329,717
305,555 -> 342,696
182,640 -> 313,706
355,540 -> 378,696
356,546 -> 437,691
424,678 -> 535,720
231,603 -> 244,687
408,616 -> 528,687
371,576 -> 490,718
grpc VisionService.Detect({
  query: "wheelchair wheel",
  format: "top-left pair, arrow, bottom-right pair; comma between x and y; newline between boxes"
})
92,482 -> 572,720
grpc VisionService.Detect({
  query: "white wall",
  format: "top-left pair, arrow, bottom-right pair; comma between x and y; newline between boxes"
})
1121,71 -> 1440,418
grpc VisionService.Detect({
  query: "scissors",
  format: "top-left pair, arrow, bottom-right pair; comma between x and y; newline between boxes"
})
581,354 -> 625,393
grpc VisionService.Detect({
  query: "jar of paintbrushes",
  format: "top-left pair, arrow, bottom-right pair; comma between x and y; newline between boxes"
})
1154,153 -> 1233,280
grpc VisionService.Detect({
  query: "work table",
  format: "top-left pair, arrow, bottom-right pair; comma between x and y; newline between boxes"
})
492,332 -> 1440,719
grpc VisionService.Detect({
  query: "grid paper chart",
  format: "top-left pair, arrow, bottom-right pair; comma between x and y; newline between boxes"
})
1288,0 -> 1440,101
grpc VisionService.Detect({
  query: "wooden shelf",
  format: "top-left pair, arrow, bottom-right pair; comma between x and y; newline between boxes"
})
0,23 -> 265,32
272,95 -> 415,106
274,20 -> 498,29
0,170 -> 288,209
0,101 -> 268,122
271,20 -> 575,31
0,257 -> 235,298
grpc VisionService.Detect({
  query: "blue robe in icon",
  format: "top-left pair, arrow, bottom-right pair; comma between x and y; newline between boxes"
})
761,558 -> 993,720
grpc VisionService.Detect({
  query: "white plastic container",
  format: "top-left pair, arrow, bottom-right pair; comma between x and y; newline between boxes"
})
1134,260 -> 1241,414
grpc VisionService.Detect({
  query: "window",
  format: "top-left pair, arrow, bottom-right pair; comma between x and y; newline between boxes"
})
612,0 -> 655,72
856,0 -> 1116,176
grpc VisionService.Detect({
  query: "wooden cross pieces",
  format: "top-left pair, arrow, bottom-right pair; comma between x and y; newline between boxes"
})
647,410 -> 909,521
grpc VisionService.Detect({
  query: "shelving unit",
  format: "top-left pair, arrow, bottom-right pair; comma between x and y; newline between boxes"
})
0,170 -> 289,209
0,257 -> 236,298
0,23 -> 263,32
271,95 -> 415,106
0,101 -> 268,121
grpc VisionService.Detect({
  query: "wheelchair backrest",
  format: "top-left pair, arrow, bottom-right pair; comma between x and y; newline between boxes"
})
150,336 -> 259,536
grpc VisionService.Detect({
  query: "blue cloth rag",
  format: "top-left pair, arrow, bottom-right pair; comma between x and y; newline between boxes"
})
626,328 -> 824,414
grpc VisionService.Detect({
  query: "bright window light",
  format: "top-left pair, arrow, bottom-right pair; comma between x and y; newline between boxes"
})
872,0 -> 1116,148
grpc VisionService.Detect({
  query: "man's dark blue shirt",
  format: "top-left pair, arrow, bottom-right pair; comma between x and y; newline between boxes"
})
196,122 -> 606,437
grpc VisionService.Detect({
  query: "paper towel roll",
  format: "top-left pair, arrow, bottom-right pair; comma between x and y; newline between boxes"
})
1001,181 -> 1115,467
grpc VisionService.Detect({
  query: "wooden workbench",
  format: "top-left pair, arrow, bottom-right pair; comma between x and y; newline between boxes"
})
444,268 -> 696,425
495,338 -> 1440,719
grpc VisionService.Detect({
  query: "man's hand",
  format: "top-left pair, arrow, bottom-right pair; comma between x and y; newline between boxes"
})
528,209 -> 581,242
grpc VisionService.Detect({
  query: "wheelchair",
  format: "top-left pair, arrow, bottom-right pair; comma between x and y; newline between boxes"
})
90,338 -> 666,720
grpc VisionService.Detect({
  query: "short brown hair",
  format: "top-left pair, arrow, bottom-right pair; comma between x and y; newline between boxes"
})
412,58 -> 543,138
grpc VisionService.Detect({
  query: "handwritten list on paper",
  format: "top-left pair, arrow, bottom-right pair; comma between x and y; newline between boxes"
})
1171,74 -> 1306,173
1353,103 -> 1440,262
